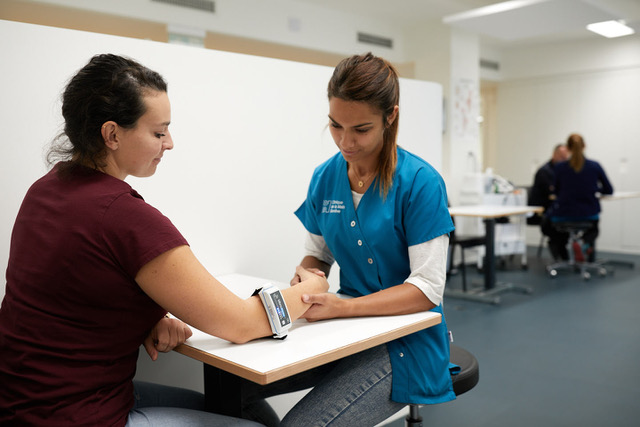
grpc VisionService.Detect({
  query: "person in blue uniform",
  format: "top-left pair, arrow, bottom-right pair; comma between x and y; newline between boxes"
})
285,52 -> 457,426
549,133 -> 613,262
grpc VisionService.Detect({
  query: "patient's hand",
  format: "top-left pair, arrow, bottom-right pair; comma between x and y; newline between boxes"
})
144,316 -> 193,361
290,266 -> 326,286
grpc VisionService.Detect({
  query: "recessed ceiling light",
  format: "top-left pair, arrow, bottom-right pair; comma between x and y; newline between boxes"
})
586,20 -> 635,38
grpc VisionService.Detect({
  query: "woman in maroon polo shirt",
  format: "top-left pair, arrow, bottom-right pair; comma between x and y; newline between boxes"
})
0,54 -> 327,427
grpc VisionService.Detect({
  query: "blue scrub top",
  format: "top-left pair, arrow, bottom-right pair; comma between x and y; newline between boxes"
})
295,147 -> 457,404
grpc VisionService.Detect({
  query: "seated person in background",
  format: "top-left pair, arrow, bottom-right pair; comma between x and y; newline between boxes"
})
528,143 -> 570,260
548,133 -> 613,262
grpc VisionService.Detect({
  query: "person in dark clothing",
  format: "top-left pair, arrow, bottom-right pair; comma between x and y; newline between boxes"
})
548,133 -> 613,262
528,143 -> 569,260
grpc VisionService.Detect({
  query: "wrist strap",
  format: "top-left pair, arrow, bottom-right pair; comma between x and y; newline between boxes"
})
252,286 -> 288,340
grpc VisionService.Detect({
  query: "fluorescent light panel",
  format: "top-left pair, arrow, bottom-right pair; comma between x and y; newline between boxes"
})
587,20 -> 635,38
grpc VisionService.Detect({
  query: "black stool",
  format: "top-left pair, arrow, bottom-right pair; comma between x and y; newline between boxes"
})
405,344 -> 480,427
546,221 -> 608,280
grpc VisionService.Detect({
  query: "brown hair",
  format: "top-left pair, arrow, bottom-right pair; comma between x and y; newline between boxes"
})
567,133 -> 585,172
47,54 -> 167,173
327,52 -> 399,198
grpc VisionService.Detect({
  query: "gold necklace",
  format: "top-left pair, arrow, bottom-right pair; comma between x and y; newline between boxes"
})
351,166 -> 374,188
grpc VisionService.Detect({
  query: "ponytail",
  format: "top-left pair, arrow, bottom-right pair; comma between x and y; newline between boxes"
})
567,133 -> 585,172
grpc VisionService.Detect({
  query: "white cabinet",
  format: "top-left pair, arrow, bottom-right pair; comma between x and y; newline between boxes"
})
456,173 -> 529,269
483,193 -> 528,268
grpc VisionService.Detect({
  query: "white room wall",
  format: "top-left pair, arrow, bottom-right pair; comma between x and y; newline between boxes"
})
447,28 -> 481,206
27,0 -> 407,63
0,19 -> 443,420
492,35 -> 640,253
499,35 -> 640,80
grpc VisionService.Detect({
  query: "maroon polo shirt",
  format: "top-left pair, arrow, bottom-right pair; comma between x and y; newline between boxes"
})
0,164 -> 188,426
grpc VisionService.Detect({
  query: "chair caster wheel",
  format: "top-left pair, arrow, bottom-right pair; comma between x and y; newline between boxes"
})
583,272 -> 591,281
598,268 -> 607,277
549,269 -> 558,278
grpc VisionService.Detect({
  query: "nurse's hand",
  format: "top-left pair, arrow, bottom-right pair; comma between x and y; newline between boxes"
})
290,266 -> 325,286
299,293 -> 344,321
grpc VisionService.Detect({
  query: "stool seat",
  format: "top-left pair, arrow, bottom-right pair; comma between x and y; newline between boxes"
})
546,220 -> 608,280
406,344 -> 479,427
450,344 -> 480,396
552,221 -> 594,234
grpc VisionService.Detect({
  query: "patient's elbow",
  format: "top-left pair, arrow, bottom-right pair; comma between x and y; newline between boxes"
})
224,325 -> 267,345
227,335 -> 252,345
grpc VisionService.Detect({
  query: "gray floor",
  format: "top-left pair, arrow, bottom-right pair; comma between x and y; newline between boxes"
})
383,247 -> 640,427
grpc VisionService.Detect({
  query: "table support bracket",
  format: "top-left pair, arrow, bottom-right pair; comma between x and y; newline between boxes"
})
203,363 -> 244,417
445,282 -> 532,305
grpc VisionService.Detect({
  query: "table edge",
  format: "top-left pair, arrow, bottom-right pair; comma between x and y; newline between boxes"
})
449,205 -> 543,218
174,312 -> 442,385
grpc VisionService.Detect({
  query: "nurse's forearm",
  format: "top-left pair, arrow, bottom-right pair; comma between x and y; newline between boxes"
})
343,283 -> 435,317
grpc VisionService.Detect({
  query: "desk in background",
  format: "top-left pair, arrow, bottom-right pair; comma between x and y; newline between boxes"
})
174,273 -> 442,416
600,191 -> 640,201
458,173 -> 531,269
447,205 -> 544,304
599,191 -> 640,269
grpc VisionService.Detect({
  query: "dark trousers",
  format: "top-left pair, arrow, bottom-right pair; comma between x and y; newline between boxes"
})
541,216 -> 569,261
543,217 -> 599,262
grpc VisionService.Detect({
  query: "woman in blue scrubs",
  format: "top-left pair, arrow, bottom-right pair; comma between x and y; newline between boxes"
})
284,52 -> 457,426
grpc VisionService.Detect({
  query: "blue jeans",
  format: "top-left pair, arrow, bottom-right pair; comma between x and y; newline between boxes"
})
241,344 -> 406,427
126,381 -> 263,426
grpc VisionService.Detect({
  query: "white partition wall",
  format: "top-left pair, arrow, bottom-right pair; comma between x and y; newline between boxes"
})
0,20 -> 443,413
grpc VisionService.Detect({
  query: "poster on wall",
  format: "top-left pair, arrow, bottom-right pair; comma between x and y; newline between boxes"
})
452,78 -> 479,141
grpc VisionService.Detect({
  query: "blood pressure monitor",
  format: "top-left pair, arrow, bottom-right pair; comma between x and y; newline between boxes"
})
252,284 -> 291,340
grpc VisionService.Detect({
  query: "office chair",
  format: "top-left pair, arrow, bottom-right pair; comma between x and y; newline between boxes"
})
405,344 -> 480,427
546,221 -> 608,280
523,185 -> 549,259
537,234 -> 547,258
448,226 -> 486,292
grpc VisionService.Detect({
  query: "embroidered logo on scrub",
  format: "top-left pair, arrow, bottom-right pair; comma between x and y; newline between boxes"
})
322,199 -> 345,214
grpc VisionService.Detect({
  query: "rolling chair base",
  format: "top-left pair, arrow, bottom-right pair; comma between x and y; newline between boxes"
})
546,220 -> 610,281
547,260 -> 608,280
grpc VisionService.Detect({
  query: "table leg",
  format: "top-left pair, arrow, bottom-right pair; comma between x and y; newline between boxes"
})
444,217 -> 533,304
484,218 -> 496,290
203,363 -> 243,417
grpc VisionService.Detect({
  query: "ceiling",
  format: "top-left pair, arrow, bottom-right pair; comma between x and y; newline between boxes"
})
293,0 -> 640,47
